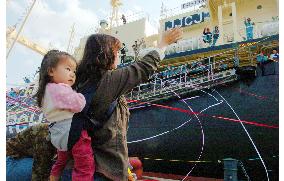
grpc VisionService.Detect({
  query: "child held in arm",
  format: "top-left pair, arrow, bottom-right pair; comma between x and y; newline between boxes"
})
35,50 -> 95,181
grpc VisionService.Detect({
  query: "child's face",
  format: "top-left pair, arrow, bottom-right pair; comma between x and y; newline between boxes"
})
48,57 -> 77,86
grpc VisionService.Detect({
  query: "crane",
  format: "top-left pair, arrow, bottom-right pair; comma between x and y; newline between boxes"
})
6,1 -> 78,57
6,0 -> 38,58
6,26 -> 48,56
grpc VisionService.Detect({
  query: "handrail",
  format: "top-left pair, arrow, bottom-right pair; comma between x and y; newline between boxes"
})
126,55 -> 238,101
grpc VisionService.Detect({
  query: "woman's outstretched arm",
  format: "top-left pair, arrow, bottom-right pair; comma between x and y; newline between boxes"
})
93,28 -> 182,115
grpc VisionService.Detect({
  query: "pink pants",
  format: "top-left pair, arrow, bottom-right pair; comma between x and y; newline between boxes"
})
50,130 -> 95,181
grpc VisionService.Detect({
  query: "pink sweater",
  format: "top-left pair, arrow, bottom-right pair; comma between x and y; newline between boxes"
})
42,83 -> 86,123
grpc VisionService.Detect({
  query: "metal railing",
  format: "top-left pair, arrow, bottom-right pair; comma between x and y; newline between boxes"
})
163,21 -> 279,56
237,20 -> 278,41
126,57 -> 238,102
165,36 -> 208,55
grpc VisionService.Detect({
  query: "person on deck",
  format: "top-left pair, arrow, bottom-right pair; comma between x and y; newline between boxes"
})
212,26 -> 219,46
256,52 -> 268,76
244,17 -> 255,40
269,48 -> 279,62
121,14 -> 127,24
120,43 -> 128,64
202,27 -> 212,46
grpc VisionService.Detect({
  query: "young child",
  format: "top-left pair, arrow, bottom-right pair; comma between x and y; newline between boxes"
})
35,50 -> 95,181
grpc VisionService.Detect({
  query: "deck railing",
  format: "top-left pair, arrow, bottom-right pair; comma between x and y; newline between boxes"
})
126,57 -> 238,102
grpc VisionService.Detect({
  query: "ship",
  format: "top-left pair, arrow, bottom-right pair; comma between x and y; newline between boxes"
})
6,0 -> 279,180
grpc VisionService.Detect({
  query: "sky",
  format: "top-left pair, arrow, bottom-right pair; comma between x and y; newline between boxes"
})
6,0 -> 191,87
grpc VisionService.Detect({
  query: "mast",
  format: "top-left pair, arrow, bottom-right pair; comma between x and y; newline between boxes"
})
67,23 -> 75,53
110,0 -> 122,30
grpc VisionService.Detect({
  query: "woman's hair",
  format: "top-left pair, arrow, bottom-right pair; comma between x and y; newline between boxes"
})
75,34 -> 121,87
35,50 -> 76,107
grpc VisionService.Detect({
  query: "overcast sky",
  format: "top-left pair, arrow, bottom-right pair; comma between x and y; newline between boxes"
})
6,0 -> 191,86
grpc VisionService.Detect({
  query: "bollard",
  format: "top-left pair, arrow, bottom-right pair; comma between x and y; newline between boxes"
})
223,158 -> 238,181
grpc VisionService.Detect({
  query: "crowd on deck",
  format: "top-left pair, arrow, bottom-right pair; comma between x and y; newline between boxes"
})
152,60 -> 230,81
119,38 -> 146,63
7,87 -> 33,98
256,48 -> 279,75
202,26 -> 220,47
202,17 -> 256,47
118,16 -> 272,65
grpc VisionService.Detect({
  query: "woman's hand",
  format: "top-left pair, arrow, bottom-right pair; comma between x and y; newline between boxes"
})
157,27 -> 183,49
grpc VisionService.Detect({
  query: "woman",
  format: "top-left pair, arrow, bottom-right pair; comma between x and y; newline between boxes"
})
6,28 -> 182,181
70,27 -> 182,180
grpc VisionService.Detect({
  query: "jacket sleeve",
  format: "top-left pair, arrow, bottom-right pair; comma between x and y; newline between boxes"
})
93,49 -> 164,117
47,83 -> 86,113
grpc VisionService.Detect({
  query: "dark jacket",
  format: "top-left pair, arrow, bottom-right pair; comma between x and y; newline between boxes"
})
83,50 -> 161,181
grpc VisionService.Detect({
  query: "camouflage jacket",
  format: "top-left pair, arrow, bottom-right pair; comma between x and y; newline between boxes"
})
6,123 -> 56,181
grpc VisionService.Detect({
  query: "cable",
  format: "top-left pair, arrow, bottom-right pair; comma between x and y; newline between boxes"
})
170,91 -> 205,181
127,91 -> 223,144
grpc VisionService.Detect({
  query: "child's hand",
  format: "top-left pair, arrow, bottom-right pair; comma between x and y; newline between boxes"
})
157,27 -> 183,49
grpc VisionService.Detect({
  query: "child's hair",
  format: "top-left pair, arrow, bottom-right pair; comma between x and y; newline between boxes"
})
35,50 -> 77,107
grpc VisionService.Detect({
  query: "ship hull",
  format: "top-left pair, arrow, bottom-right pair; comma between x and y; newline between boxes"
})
127,62 -> 279,180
